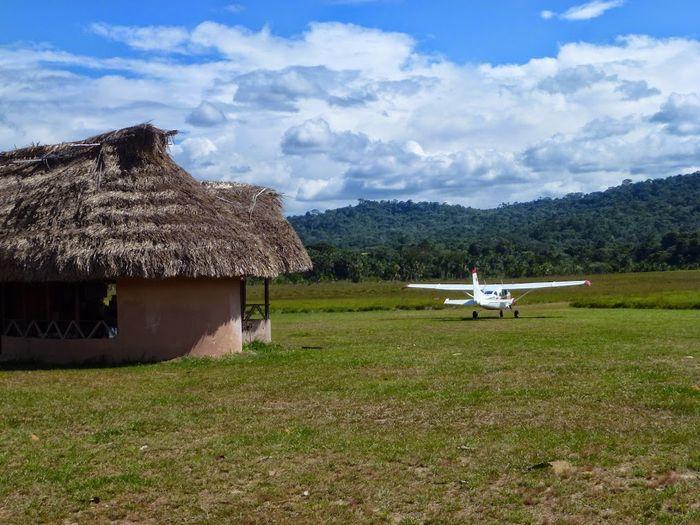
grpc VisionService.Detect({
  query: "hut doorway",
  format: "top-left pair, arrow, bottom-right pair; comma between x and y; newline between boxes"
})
0,282 -> 118,344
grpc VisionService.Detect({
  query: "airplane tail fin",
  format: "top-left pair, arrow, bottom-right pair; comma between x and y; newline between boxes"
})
471,268 -> 482,302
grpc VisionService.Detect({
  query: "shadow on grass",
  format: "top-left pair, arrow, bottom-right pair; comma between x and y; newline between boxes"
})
0,359 -> 158,372
0,342 -> 283,372
438,315 -> 564,321
379,314 -> 564,322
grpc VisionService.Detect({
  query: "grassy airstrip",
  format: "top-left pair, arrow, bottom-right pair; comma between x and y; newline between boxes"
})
1,271 -> 699,523
249,270 -> 700,312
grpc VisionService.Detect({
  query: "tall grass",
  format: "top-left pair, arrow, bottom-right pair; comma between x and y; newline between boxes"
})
572,291 -> 700,310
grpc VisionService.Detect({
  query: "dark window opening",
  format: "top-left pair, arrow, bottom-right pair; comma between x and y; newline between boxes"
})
0,282 -> 118,340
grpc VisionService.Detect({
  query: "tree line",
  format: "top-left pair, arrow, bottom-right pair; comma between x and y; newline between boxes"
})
286,173 -> 700,281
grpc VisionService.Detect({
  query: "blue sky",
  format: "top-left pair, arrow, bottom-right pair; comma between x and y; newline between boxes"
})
1,1 -> 700,212
3,0 -> 699,63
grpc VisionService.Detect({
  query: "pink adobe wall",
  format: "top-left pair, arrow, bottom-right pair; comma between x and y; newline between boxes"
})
0,277 -> 242,365
243,319 -> 271,344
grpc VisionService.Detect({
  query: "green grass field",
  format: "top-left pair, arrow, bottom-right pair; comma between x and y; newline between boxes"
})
1,272 -> 699,523
248,270 -> 700,312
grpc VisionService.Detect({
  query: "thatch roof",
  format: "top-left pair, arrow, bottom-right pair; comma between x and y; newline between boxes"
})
202,181 -> 311,276
0,124 -> 312,282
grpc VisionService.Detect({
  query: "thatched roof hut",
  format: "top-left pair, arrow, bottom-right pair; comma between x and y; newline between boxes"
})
0,124 -> 311,364
0,123 -> 311,282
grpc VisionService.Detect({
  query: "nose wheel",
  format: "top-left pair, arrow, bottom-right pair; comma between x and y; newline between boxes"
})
499,310 -> 504,318
472,310 -> 478,320
514,310 -> 519,318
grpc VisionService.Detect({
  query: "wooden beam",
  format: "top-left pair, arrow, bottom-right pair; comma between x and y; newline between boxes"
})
264,278 -> 270,320
240,278 -> 247,313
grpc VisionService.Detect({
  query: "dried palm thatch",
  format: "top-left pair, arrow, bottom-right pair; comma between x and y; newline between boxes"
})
0,124 -> 311,282
202,181 -> 311,276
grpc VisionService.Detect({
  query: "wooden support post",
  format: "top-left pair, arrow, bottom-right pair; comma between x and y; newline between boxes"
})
240,278 -> 247,317
264,278 -> 270,320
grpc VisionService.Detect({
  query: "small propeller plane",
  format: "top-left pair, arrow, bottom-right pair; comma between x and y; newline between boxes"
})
406,268 -> 591,319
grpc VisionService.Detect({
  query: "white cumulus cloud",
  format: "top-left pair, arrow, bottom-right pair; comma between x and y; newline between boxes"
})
186,101 -> 227,127
0,22 -> 699,213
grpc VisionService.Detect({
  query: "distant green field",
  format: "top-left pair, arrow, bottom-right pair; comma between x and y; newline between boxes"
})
248,270 -> 700,312
1,306 -> 698,523
572,292 -> 700,310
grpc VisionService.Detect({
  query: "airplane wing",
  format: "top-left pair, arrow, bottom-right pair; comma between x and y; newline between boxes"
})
407,280 -> 590,292
405,283 -> 474,291
481,280 -> 590,291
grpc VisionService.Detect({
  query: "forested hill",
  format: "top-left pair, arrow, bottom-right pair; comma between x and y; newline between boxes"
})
288,173 -> 700,280
291,173 -> 699,249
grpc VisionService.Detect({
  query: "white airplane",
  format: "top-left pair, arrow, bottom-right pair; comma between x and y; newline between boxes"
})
406,268 -> 591,319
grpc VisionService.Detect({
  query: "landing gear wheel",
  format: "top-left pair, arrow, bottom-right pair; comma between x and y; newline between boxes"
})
514,310 -> 519,318
499,310 -> 504,318
472,311 -> 478,320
